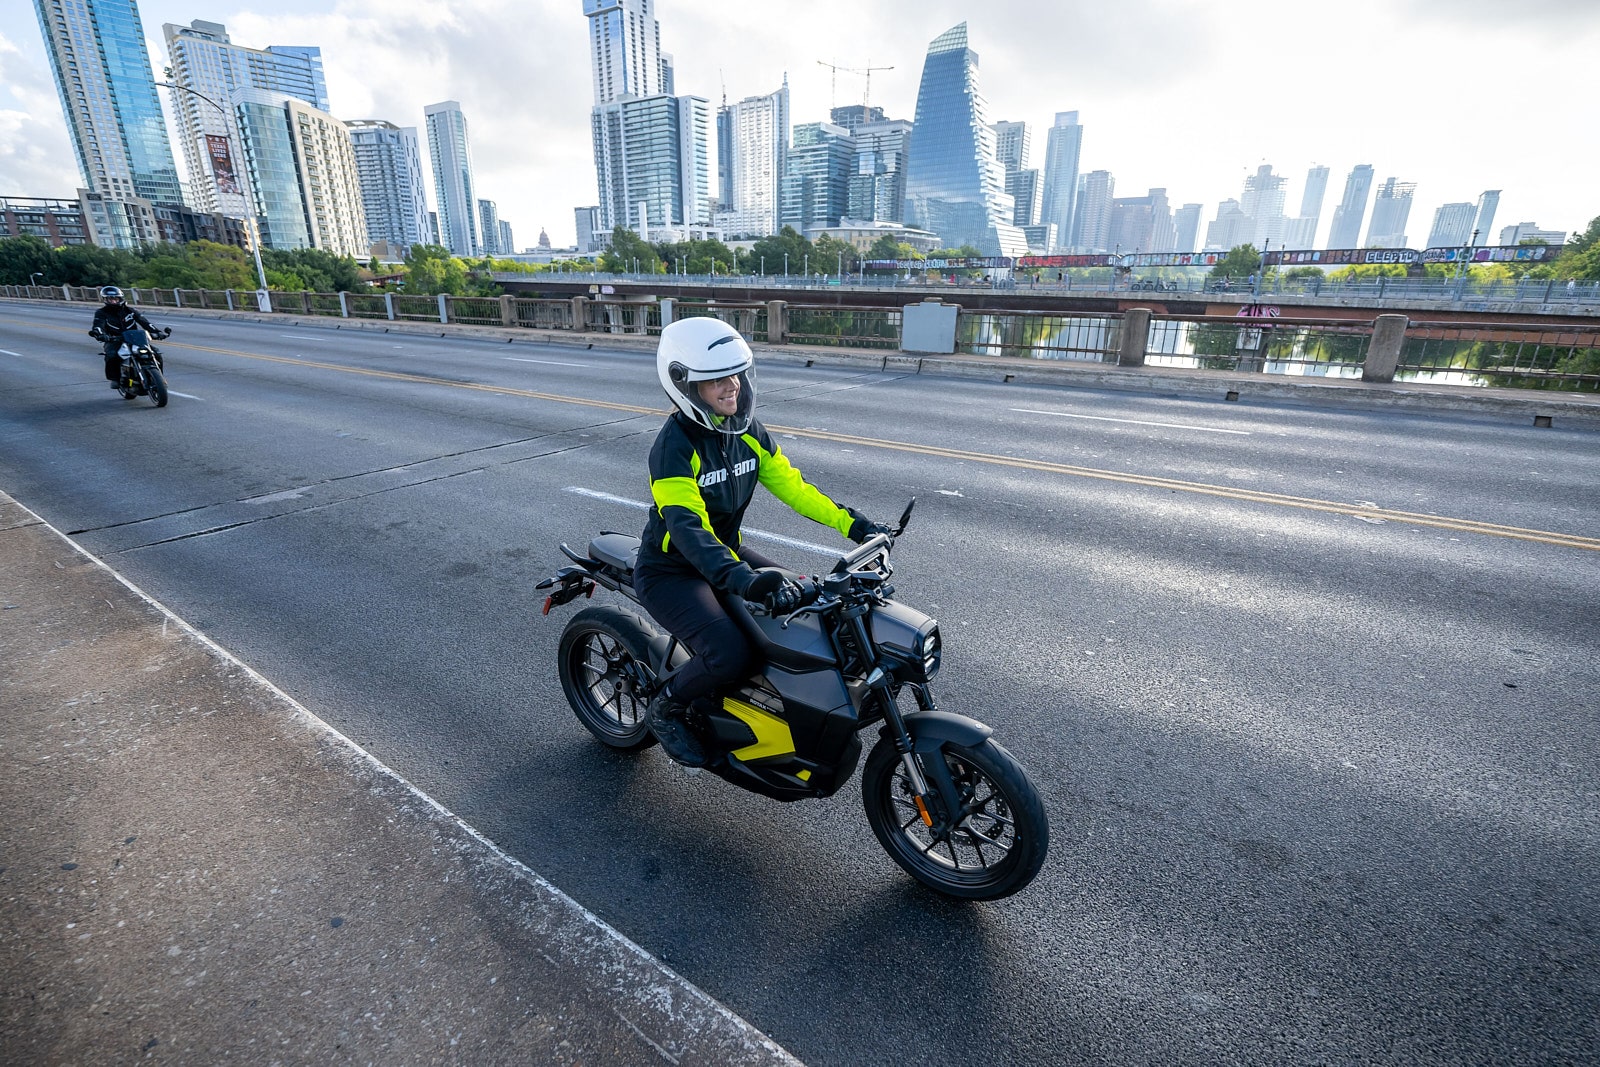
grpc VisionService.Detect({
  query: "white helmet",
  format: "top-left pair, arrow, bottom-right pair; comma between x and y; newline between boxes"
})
656,317 -> 756,435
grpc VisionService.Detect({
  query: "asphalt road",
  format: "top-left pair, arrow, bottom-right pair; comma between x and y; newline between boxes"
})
3,302 -> 1597,1065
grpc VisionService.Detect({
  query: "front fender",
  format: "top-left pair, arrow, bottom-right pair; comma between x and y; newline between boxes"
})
882,710 -> 992,753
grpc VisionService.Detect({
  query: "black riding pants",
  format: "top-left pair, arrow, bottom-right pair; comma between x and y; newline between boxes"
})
634,545 -> 782,706
102,338 -> 122,381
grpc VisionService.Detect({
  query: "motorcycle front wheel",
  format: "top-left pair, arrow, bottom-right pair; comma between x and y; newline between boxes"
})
143,363 -> 168,407
862,737 -> 1049,900
556,605 -> 658,751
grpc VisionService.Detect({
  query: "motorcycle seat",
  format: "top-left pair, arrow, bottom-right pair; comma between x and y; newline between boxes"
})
589,532 -> 640,574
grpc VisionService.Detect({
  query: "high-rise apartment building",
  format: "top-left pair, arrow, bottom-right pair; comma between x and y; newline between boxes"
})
1327,164 -> 1374,248
1071,170 -> 1115,252
1364,177 -> 1416,248
781,122 -> 854,233
901,23 -> 1024,256
1426,202 -> 1478,248
1240,164 -> 1288,250
1108,188 -> 1174,253
1499,222 -> 1566,246
164,21 -> 327,217
425,100 -> 479,257
346,119 -> 430,253
847,117 -> 913,225
1041,112 -> 1082,252
1204,199 -> 1251,252
35,0 -> 183,206
585,0 -> 663,105
585,0 -> 709,236
716,80 -> 789,237
1473,191 -> 1500,246
478,199 -> 500,255
233,89 -> 368,256
498,219 -> 515,255
1173,203 -> 1202,254
992,121 -> 1030,173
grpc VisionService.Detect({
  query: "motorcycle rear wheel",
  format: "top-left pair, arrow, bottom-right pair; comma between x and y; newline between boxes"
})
557,605 -> 658,751
143,364 -> 168,407
862,737 -> 1048,900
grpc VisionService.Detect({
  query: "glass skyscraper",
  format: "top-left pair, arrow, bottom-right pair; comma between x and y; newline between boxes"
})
847,117 -> 912,225
1327,164 -> 1375,249
716,80 -> 788,237
163,20 -> 328,217
780,122 -> 854,232
233,89 -> 368,257
425,100 -> 479,257
1365,177 -> 1416,249
1041,112 -> 1082,253
901,24 -> 1025,256
34,0 -> 183,205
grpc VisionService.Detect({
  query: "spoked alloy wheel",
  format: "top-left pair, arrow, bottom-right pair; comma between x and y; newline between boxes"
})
863,737 -> 1048,900
556,605 -> 658,750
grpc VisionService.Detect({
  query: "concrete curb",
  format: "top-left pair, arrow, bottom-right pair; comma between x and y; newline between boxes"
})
7,296 -> 1598,428
0,490 -> 802,1065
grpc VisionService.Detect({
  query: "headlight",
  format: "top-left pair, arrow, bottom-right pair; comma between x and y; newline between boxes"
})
914,626 -> 941,680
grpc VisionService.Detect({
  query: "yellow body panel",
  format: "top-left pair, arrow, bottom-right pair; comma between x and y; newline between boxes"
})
723,697 -> 796,761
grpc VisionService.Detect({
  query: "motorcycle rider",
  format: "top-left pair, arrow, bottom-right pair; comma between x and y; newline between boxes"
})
636,317 -> 892,766
90,286 -> 168,387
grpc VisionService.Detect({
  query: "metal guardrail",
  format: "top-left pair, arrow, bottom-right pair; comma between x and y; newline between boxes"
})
4,285 -> 1597,390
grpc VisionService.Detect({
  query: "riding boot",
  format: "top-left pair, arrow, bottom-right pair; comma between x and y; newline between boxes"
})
647,691 -> 708,767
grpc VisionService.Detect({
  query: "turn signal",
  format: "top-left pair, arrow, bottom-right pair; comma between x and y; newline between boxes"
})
913,795 -> 934,827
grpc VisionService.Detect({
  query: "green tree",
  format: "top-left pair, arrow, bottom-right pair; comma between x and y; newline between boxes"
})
186,240 -> 255,289
259,247 -> 361,291
403,254 -> 467,296
134,253 -> 204,289
48,242 -> 139,287
1206,244 -> 1262,286
747,226 -> 814,275
0,235 -> 55,285
812,234 -> 860,276
599,227 -> 661,273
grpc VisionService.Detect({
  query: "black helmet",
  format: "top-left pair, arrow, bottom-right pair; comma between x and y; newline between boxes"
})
100,286 -> 124,304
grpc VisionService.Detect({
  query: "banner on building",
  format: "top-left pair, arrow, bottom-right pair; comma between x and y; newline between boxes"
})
1420,244 -> 1561,264
206,135 -> 240,196
1264,248 -> 1420,267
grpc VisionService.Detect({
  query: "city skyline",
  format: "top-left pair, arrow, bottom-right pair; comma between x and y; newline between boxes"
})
3,0 -> 1595,252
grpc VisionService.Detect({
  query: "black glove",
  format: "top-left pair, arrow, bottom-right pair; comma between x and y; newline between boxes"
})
743,568 -> 787,604
158,327 -> 172,339
89,328 -> 104,340
767,580 -> 805,615
847,510 -> 893,544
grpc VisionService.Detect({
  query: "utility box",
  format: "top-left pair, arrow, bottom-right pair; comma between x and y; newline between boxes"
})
901,298 -> 958,354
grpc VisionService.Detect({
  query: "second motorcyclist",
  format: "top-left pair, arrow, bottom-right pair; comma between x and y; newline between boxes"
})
634,317 -> 892,766
90,286 -> 169,387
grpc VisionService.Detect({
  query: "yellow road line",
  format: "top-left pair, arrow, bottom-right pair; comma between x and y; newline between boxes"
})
15,318 -> 1598,552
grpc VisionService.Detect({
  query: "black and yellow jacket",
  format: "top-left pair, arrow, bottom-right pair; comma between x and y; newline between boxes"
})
639,411 -> 858,594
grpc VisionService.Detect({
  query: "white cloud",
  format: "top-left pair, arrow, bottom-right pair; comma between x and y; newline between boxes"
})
0,31 -> 83,199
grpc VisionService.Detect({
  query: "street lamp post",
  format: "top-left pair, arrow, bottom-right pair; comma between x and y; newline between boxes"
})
1454,228 -> 1480,301
154,79 -> 271,309
784,252 -> 789,277
30,272 -> 43,288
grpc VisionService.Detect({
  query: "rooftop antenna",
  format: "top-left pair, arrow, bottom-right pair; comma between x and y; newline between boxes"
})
719,68 -> 726,108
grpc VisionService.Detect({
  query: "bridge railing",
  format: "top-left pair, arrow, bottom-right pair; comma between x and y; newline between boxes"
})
4,285 -> 1596,390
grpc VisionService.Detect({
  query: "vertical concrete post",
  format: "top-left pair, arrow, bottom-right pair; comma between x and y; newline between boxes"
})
767,300 -> 787,344
298,290 -> 310,315
659,297 -> 675,327
438,294 -> 450,324
384,292 -> 397,320
226,289 -> 236,311
499,293 -> 515,327
1363,313 -> 1409,382
1118,308 -> 1152,367
174,288 -> 183,308
338,291 -> 349,318
570,295 -> 587,332
63,284 -> 74,301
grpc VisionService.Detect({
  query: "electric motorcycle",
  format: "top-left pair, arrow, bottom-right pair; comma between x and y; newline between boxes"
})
537,500 -> 1049,900
97,326 -> 171,407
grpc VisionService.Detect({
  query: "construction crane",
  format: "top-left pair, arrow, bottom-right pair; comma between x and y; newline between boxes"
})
816,58 -> 895,113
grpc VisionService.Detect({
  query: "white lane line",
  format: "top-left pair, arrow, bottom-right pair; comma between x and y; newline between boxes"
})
0,348 -> 24,357
278,333 -> 341,341
562,486 -> 837,556
1009,407 -> 1252,435
168,391 -> 203,400
508,357 -> 591,368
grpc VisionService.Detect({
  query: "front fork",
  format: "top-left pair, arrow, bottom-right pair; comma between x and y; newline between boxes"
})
852,612 -> 959,833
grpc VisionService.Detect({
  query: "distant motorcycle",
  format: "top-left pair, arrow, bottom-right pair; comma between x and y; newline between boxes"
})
538,499 -> 1050,900
95,325 -> 171,407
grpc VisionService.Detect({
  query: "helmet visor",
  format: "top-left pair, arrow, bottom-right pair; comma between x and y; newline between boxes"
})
674,366 -> 755,435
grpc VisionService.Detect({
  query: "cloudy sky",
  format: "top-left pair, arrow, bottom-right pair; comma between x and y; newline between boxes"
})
2,0 -> 1596,250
